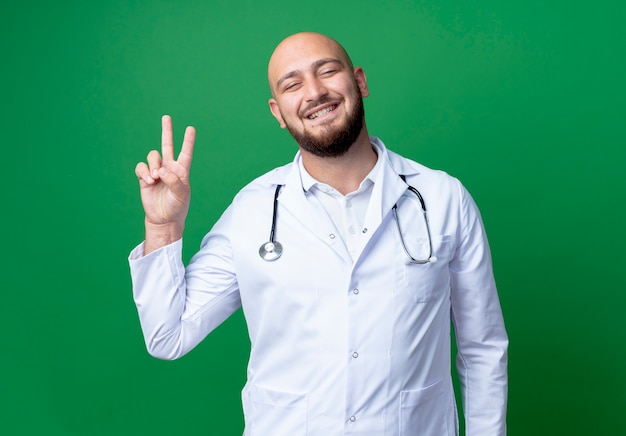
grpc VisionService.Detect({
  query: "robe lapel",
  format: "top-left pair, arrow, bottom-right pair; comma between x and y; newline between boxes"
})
277,163 -> 352,265
353,144 -> 421,266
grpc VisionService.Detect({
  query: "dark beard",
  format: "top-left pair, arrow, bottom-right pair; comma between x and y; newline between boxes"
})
285,94 -> 365,158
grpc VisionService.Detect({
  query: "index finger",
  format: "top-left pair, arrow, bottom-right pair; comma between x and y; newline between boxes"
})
177,125 -> 196,170
161,115 -> 174,161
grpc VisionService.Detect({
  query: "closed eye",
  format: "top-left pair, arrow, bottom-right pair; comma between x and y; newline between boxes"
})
283,82 -> 301,92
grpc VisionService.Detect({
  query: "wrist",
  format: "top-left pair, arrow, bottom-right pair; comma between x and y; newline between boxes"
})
143,220 -> 184,255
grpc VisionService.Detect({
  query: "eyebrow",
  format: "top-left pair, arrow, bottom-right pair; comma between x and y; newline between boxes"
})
275,57 -> 344,90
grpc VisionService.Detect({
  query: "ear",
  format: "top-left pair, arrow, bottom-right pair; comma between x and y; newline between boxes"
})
268,98 -> 287,129
353,67 -> 369,98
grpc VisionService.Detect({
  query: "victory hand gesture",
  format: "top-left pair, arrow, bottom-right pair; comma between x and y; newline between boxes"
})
135,115 -> 196,254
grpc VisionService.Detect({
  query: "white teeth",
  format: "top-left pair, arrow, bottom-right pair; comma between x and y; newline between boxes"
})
308,105 -> 336,119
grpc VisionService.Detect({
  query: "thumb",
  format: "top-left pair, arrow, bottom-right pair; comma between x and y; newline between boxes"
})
159,167 -> 190,198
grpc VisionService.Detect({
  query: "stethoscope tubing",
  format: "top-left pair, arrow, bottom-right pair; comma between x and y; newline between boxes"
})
259,176 -> 436,263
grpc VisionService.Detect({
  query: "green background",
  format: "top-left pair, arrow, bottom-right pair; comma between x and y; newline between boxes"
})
2,0 -> 624,434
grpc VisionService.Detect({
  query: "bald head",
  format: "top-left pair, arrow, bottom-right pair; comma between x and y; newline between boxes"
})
268,32 -> 354,96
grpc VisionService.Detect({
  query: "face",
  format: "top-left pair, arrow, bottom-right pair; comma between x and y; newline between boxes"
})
268,33 -> 369,158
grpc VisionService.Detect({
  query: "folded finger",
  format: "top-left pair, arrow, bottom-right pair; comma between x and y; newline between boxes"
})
147,149 -> 162,179
135,162 -> 155,184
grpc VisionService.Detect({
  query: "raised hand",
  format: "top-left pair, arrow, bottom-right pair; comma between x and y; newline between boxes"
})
135,115 -> 196,254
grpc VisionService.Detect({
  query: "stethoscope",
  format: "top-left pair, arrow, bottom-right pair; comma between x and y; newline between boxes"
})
258,184 -> 285,261
259,176 -> 437,264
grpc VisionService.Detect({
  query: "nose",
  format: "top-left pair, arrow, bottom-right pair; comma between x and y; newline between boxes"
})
303,77 -> 328,102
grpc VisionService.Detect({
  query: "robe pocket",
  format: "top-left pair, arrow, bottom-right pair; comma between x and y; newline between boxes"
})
399,378 -> 454,435
244,385 -> 308,436
399,235 -> 452,303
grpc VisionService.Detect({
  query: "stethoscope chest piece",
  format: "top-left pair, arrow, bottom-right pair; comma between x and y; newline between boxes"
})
259,240 -> 283,261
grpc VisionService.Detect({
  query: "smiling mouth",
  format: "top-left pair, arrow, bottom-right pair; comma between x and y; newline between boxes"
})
307,105 -> 337,120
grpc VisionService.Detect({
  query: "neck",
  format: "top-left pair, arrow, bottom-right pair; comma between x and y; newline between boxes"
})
300,128 -> 377,195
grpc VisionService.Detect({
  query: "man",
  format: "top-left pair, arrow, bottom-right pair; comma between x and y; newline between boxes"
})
130,32 -> 508,435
